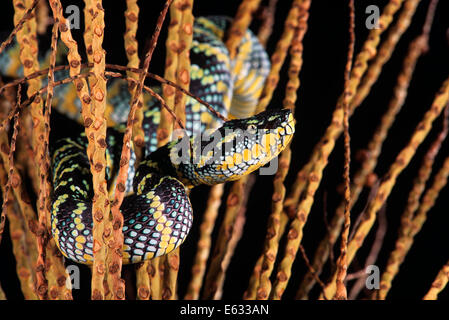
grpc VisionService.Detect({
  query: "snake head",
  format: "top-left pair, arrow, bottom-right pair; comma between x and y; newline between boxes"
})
161,108 -> 295,186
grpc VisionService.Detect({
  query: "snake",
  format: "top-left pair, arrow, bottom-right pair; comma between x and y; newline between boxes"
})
0,16 -> 295,264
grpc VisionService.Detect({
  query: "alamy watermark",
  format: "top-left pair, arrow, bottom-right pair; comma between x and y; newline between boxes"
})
365,264 -> 380,290
65,265 -> 80,290
366,5 -> 380,30
65,5 -> 80,30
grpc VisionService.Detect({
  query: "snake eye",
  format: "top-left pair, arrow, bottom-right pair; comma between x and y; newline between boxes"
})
247,124 -> 257,133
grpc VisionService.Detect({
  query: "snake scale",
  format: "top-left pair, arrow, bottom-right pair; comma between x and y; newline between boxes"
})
0,16 -> 295,264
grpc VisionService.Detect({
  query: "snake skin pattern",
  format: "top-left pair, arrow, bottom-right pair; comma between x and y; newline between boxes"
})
0,16 -> 295,264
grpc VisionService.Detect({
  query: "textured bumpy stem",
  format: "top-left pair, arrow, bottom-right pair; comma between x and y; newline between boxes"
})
410,155 -> 449,240
83,0 -> 94,63
373,0 -> 440,299
377,85 -> 445,300
124,0 -> 145,157
150,258 -> 163,299
123,0 -> 173,300
377,122 -> 448,300
255,0 -> 301,114
347,205 -> 387,299
244,212 -> 289,299
423,260 -> 449,300
162,0 -> 194,300
124,0 -> 174,300
42,6 -> 99,297
0,103 -> 37,299
84,0 -> 115,300
0,285 -> 5,300
202,176 -> 248,300
0,126 -> 71,299
36,0 -> 49,34
102,0 -> 159,301
158,0 -> 180,147
173,0 -> 193,132
381,150 -> 448,300
0,0 -> 39,56
334,0 -> 355,300
271,0 -> 406,300
135,262 -> 150,300
41,22 -> 74,300
214,176 -> 256,300
185,184 -> 224,300
254,0 -> 310,301
0,88 -> 21,247
226,0 -> 262,59
3,186 -> 38,300
48,0 -> 93,132
284,0 -> 419,220
256,0 -> 278,48
323,77 -> 449,299
44,16 -> 59,239
349,0 -> 422,112
297,25 -> 427,301
13,0 -> 51,300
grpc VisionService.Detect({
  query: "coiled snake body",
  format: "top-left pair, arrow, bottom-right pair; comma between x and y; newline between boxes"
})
0,16 -> 295,264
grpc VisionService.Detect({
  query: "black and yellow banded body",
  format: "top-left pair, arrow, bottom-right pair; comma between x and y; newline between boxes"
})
0,16 -> 295,264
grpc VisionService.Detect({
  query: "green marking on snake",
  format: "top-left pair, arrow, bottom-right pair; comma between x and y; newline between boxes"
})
0,16 -> 295,264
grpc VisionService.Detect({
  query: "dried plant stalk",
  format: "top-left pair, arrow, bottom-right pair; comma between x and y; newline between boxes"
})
382,150 -> 449,300
0,132 -> 37,299
0,126 -> 71,299
423,261 -> 449,300
124,0 -> 145,158
284,0 -> 419,219
173,0 -> 193,131
226,0 -> 262,59
0,285 -> 5,300
36,0 -> 49,35
83,0 -> 118,300
83,0 -> 94,64
41,6 -> 100,298
244,255 -> 264,299
150,258 -> 163,299
244,211 -> 289,299
48,9 -> 98,295
334,0 -> 355,301
410,157 -> 449,239
159,0 -> 180,147
348,204 -> 387,299
254,0 -> 310,300
135,263 -> 150,300
185,184 -> 224,300
257,0 -> 278,48
0,89 -> 37,299
0,0 -> 39,56
271,0 -> 406,300
255,0 -> 301,114
48,0 -> 93,129
0,90 -> 20,247
214,175 -> 256,299
371,0 -> 440,299
350,0 -> 422,112
13,0 -> 51,300
297,9 -> 426,298
202,176 -> 248,300
323,76 -> 449,299
131,0 -> 174,300
163,0 -> 194,300
376,102 -> 447,300
43,15 -> 59,246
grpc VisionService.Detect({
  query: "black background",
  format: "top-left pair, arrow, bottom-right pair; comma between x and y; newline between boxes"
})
0,0 -> 448,300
